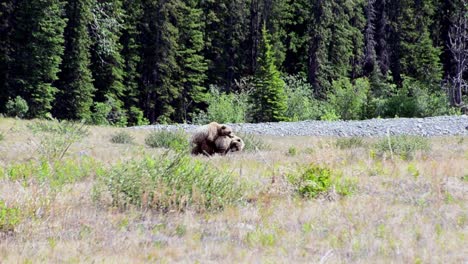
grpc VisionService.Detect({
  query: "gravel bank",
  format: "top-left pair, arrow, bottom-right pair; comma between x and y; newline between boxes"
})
131,115 -> 468,137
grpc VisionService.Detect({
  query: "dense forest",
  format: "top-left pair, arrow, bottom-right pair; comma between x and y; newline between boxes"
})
0,0 -> 467,125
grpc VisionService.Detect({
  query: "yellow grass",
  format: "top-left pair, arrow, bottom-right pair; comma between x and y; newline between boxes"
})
0,118 -> 467,263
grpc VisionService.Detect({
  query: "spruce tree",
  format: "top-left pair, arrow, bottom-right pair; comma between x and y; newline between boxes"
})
90,0 -> 127,125
120,0 -> 145,125
140,0 -> 180,123
0,1 -> 15,112
251,25 -> 287,122
175,0 -> 208,123
10,0 -> 67,118
55,0 -> 95,121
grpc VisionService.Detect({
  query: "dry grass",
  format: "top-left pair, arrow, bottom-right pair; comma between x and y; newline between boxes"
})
0,118 -> 467,263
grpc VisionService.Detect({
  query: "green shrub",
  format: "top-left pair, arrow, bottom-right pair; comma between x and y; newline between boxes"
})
28,119 -> 88,162
288,164 -> 357,198
4,157 -> 102,189
0,200 -> 22,232
95,153 -> 245,212
5,96 -> 29,118
192,86 -> 248,124
238,132 -> 271,152
283,75 -> 324,121
110,131 -> 134,144
145,129 -> 189,152
374,135 -> 431,160
91,96 -> 128,126
287,147 -> 298,156
328,77 -> 369,120
335,137 -> 366,149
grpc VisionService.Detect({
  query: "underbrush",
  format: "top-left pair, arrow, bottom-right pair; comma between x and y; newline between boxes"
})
0,200 -> 22,233
93,152 -> 246,212
336,137 -> 366,149
374,135 -> 431,160
287,164 -> 358,198
145,129 -> 189,152
110,131 -> 134,144
3,157 -> 102,189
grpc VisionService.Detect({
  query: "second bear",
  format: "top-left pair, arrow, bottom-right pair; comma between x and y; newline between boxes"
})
190,122 -> 233,156
215,134 -> 245,155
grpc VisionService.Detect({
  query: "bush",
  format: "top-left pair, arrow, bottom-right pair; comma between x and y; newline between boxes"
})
335,137 -> 366,149
110,131 -> 134,144
0,200 -> 22,233
28,119 -> 88,163
374,135 -> 431,160
192,86 -> 249,124
128,106 -> 149,126
145,129 -> 189,152
5,96 -> 29,118
4,157 -> 102,189
91,96 -> 128,126
94,153 -> 245,212
328,77 -> 369,120
283,75 -> 324,121
288,164 -> 357,198
237,132 -> 271,152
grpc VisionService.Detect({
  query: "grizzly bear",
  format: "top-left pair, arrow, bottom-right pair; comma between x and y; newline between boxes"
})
215,134 -> 245,155
190,122 -> 233,156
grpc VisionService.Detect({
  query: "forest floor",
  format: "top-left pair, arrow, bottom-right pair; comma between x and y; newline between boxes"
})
0,117 -> 467,263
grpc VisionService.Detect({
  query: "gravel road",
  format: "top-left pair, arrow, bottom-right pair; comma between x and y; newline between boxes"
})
131,115 -> 468,137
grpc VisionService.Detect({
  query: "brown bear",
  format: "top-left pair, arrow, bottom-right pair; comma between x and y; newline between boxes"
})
214,134 -> 245,155
190,122 -> 233,156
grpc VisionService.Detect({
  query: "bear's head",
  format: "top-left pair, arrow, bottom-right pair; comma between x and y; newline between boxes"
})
219,124 -> 232,137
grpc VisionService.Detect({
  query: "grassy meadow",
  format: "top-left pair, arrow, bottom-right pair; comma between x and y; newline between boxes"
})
0,118 -> 467,263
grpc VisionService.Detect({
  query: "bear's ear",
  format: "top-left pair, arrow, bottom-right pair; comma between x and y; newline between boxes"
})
221,125 -> 226,129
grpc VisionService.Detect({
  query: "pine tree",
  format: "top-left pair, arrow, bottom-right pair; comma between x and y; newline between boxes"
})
10,0 -> 67,118
120,0 -> 145,125
399,0 -> 442,90
175,0 -> 208,123
54,0 -> 95,121
140,0 -> 180,123
0,1 -> 15,112
90,0 -> 127,125
251,25 -> 287,122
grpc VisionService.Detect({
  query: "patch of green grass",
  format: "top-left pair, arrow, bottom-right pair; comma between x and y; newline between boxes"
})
287,147 -> 298,156
0,200 -> 22,233
4,157 -> 102,189
110,131 -> 134,144
288,164 -> 357,198
94,152 -> 245,212
374,135 -> 431,160
335,137 -> 366,149
144,130 -> 189,152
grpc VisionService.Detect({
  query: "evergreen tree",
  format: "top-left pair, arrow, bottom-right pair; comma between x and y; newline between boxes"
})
54,0 -> 95,121
0,1 -> 15,112
90,0 -> 127,125
399,0 -> 443,90
175,0 -> 208,123
140,0 -> 180,123
10,0 -> 67,118
120,0 -> 145,125
201,0 -> 249,91
251,25 -> 287,122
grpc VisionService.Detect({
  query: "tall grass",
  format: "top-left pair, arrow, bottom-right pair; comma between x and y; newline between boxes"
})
94,152 -> 245,212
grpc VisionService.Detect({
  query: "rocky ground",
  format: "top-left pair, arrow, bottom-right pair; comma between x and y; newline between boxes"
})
131,115 -> 468,137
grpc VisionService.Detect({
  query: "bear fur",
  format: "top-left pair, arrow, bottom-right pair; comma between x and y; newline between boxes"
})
190,122 -> 233,156
215,134 -> 245,155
